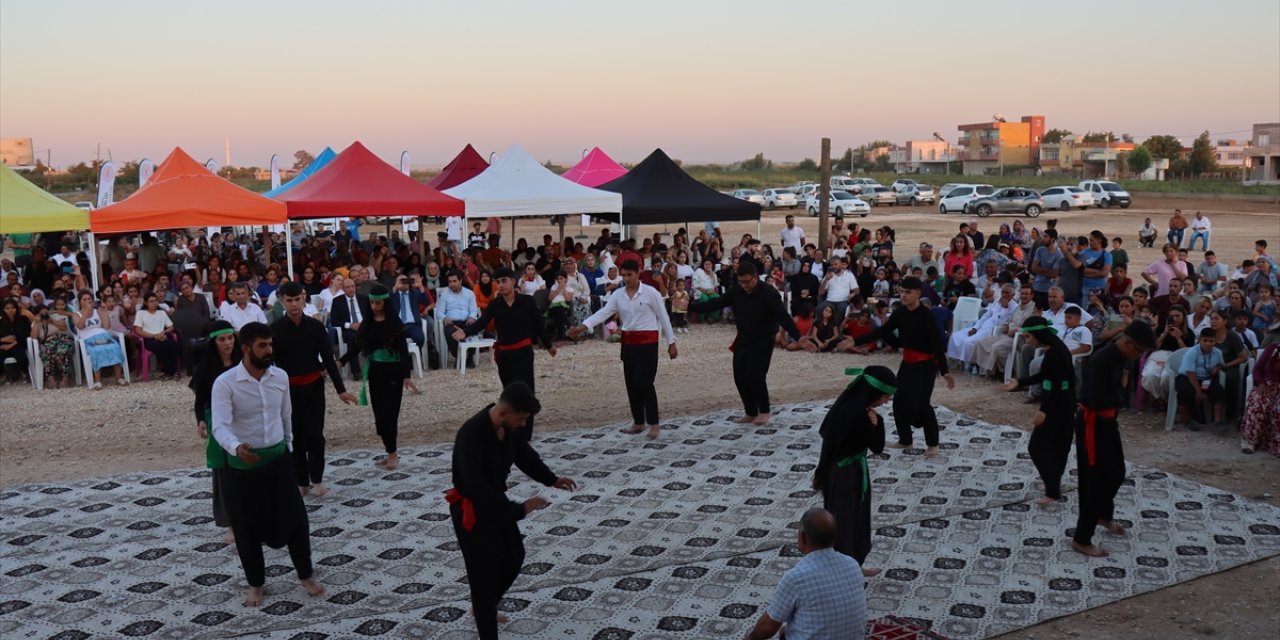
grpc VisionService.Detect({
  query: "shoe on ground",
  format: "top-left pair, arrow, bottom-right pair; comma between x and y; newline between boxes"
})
1241,438 -> 1255,454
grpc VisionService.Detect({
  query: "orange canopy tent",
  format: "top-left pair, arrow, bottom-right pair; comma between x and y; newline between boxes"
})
90,147 -> 286,234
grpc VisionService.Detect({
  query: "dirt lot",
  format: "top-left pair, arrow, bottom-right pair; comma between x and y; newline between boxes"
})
2,194 -> 1277,638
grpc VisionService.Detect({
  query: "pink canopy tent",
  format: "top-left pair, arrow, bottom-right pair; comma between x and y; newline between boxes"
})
561,147 -> 628,187
425,144 -> 489,190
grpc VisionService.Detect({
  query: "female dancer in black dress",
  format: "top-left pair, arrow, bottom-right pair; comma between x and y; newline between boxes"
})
1000,315 -> 1076,505
356,284 -> 411,470
191,319 -> 242,542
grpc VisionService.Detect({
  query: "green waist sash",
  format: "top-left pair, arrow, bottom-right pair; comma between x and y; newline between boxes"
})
226,440 -> 287,471
359,347 -> 402,406
1042,379 -> 1070,391
203,408 -> 228,470
836,449 -> 870,498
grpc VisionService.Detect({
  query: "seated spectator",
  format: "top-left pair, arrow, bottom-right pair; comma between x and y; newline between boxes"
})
1175,328 -> 1226,430
73,290 -> 127,389
31,295 -> 77,388
519,263 -> 545,296
1140,305 -> 1191,406
1106,265 -> 1133,306
837,309 -> 879,354
438,270 -> 480,358
948,283 -> 1016,367
802,303 -> 844,353
1028,305 -> 1091,391
472,270 -> 495,311
597,265 -> 623,302
1240,342 -> 1280,455
744,508 -> 867,640
1138,217 -> 1157,247
1232,310 -> 1260,356
778,302 -> 815,351
0,297 -> 33,383
545,271 -> 574,341
942,264 -> 977,310
134,293 -> 181,380
174,280 -> 212,319
318,273 -> 345,315
1253,284 -> 1276,333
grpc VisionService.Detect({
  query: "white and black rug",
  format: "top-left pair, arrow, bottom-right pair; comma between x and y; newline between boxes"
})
2,402 -> 1278,639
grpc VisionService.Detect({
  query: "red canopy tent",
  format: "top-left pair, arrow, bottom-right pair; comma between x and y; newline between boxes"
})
561,147 -> 628,187
424,144 -> 489,190
275,141 -> 464,218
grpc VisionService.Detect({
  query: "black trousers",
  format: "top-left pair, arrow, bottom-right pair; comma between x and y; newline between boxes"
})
452,506 -> 524,640
1175,375 -> 1224,411
1028,411 -> 1075,499
368,361 -> 404,453
289,380 -> 327,486
1073,412 -> 1126,546
893,360 -> 941,446
496,346 -> 536,437
823,463 -> 872,565
621,342 -> 660,425
732,339 -> 774,416
143,336 -> 180,376
336,329 -> 361,378
225,455 -> 313,587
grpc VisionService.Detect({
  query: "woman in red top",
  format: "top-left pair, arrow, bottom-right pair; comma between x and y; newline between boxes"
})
943,235 -> 974,278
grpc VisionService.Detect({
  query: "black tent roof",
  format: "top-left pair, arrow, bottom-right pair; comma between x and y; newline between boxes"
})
595,148 -> 760,225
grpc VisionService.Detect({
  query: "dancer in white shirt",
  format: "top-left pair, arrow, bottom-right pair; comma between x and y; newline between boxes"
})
569,259 -> 677,439
211,322 -> 325,608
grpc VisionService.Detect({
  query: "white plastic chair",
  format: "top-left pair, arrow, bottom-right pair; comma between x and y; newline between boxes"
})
201,292 -> 216,317
1003,332 -> 1025,383
952,296 -> 983,333
25,337 -> 43,389
77,331 -> 130,387
457,337 -> 496,375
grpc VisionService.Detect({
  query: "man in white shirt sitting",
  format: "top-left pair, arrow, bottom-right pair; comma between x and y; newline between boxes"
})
817,257 -> 859,321
211,322 -> 325,608
218,282 -> 268,330
948,283 -> 1017,367
1188,211 -> 1212,251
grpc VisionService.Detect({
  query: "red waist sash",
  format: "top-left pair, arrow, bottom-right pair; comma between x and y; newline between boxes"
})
621,330 -> 659,345
444,488 -> 476,532
288,371 -> 322,386
902,348 -> 934,364
1078,404 -> 1117,466
495,338 -> 532,352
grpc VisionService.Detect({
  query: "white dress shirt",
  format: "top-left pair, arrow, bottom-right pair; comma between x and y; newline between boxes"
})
1043,304 -> 1093,333
822,270 -> 859,302
218,301 -> 268,330
581,282 -> 677,343
211,363 -> 293,454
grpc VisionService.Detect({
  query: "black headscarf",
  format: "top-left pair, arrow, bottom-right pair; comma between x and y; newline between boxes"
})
814,365 -> 898,491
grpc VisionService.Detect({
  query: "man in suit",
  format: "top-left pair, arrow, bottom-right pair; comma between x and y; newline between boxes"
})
328,278 -> 368,379
390,275 -> 431,348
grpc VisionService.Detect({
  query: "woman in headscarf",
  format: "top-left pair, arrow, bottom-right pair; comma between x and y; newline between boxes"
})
1001,316 -> 1076,505
356,284 -> 411,471
813,365 -> 897,576
190,319 -> 241,542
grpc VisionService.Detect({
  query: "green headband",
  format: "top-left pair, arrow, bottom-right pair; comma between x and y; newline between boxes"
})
368,293 -> 389,301
845,368 -> 897,396
207,328 -> 235,339
1019,324 -> 1058,335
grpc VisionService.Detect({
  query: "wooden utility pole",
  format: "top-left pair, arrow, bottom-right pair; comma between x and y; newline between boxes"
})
818,138 -> 832,251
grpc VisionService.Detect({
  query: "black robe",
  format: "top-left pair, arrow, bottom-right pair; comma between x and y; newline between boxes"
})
814,383 -> 885,564
1016,335 -> 1076,499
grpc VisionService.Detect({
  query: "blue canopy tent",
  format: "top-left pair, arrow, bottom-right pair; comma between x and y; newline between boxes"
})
264,147 -> 337,198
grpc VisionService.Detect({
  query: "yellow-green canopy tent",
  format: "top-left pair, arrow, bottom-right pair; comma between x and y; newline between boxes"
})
0,163 -> 90,234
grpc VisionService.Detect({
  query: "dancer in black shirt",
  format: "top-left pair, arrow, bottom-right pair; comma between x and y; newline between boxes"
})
356,284 -> 412,470
1001,316 -> 1076,505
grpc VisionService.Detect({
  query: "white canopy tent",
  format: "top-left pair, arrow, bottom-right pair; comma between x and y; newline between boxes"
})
443,144 -> 622,221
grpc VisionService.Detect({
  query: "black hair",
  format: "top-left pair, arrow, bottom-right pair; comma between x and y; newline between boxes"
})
239,321 -> 272,346
277,281 -> 304,298
736,261 -> 759,277
499,381 -> 541,415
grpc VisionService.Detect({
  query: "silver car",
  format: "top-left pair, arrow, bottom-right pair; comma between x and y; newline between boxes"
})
858,185 -> 896,206
963,187 -> 1045,218
895,184 -> 935,205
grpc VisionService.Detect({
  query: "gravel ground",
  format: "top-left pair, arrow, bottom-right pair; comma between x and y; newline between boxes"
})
1,195 -> 1277,639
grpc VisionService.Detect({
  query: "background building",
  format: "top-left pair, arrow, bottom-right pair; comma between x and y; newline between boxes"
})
956,115 -> 1045,175
1039,135 -> 1136,179
889,140 -> 959,174
1246,123 -> 1280,183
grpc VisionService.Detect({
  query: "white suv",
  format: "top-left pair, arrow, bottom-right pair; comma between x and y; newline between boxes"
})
937,184 -> 995,214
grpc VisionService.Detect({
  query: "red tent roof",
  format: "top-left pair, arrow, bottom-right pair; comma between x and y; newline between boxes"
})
90,147 -> 286,234
424,144 -> 489,190
276,141 -> 464,218
562,147 -> 628,187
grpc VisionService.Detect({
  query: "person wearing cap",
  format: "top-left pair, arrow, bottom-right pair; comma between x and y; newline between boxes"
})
1000,317 -> 1076,506
452,267 -> 557,439
813,365 -> 897,578
688,261 -> 801,426
851,276 -> 956,457
446,382 -> 577,639
271,282 -> 358,498
353,283 -> 413,470
1071,320 -> 1156,557
569,259 -> 678,439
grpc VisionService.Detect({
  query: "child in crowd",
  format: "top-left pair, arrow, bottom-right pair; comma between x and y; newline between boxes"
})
838,309 -> 878,354
1253,285 -> 1276,333
1107,265 -> 1132,306
872,300 -> 891,328
1232,311 -> 1259,357
1175,328 -> 1226,430
779,302 -> 815,351
872,268 -> 890,300
1110,237 -> 1129,273
670,279 -> 690,333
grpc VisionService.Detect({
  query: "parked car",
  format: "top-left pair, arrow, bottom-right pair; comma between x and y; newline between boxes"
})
806,190 -> 871,217
1078,180 -> 1132,208
937,183 -> 967,199
890,178 -> 918,192
791,183 -> 819,200
847,178 -> 881,193
762,188 -> 798,210
895,184 -> 936,205
789,181 -> 816,191
937,184 -> 995,214
1039,186 -> 1094,211
731,189 -> 765,204
858,185 -> 897,206
830,176 -> 862,192
73,202 -> 94,212
962,187 -> 1045,218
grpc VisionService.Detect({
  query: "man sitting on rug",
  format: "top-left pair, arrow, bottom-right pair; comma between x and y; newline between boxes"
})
744,508 -> 867,640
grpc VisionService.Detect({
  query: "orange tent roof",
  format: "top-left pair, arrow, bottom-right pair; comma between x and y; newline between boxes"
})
90,147 -> 286,234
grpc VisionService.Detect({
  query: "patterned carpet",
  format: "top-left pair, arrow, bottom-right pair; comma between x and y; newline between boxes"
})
2,401 -> 1279,639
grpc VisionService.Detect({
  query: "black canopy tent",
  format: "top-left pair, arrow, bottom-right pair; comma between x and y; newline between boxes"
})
595,149 -> 761,227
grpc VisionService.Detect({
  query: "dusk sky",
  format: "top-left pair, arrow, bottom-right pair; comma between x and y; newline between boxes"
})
2,0 -> 1277,168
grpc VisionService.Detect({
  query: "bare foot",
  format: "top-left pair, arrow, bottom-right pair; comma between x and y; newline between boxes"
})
470,607 -> 510,624
311,484 -> 327,498
734,415 -> 756,424
861,567 -> 882,577
621,424 -> 645,434
384,453 -> 399,471
1034,496 -> 1056,507
887,442 -> 910,449
223,528 -> 236,544
924,446 -> 940,458
1071,541 -> 1108,557
374,457 -> 388,467
1099,519 -> 1127,535
299,577 -> 325,597
244,586 -> 265,607
646,425 -> 660,440
752,413 -> 772,425
298,485 -> 311,497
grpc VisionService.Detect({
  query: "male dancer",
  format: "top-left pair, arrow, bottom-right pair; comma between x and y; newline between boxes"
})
688,261 -> 800,425
1071,321 -> 1155,557
568,259 -> 677,439
852,277 -> 956,457
446,382 -> 577,639
210,322 -> 325,607
452,267 -> 556,438
272,282 -> 357,496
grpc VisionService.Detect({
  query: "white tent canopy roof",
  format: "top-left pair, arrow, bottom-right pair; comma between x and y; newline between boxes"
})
443,144 -> 622,218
